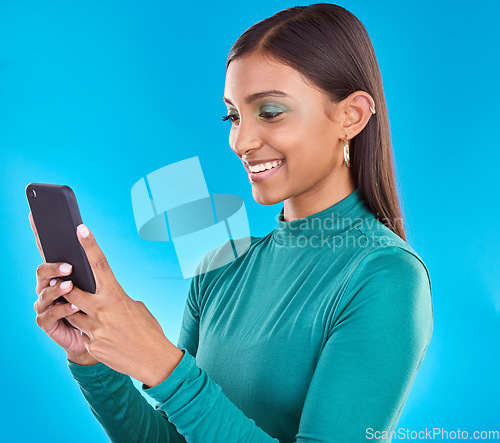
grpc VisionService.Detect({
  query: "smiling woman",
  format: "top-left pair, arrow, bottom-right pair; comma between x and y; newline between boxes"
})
222,51 -> 368,214
222,4 -> 400,237
38,3 -> 434,443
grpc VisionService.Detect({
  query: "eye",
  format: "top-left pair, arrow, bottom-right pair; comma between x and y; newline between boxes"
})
259,111 -> 282,119
222,114 -> 240,125
258,104 -> 287,121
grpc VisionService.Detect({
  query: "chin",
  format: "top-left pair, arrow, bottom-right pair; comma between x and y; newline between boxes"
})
252,188 -> 286,206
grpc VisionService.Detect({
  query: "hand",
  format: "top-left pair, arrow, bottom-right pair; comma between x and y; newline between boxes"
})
30,212 -> 99,365
63,223 -> 184,387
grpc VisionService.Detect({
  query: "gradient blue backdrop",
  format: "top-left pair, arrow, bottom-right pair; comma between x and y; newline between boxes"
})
1,1 -> 499,441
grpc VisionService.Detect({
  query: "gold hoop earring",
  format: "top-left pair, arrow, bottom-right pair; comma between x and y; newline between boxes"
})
369,105 -> 376,115
343,137 -> 350,168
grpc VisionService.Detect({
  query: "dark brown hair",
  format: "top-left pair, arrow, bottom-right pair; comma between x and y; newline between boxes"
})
226,3 -> 406,241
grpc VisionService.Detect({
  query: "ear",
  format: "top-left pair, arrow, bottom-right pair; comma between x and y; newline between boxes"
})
339,91 -> 376,140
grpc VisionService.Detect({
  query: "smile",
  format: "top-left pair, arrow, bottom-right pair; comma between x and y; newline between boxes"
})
247,159 -> 286,183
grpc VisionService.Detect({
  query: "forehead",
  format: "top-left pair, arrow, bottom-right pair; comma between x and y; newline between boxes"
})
224,51 -> 315,100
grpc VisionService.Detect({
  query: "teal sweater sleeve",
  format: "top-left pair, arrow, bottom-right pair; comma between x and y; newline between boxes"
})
67,272 -> 281,442
68,246 -> 432,443
294,248 -> 433,440
67,359 -> 186,442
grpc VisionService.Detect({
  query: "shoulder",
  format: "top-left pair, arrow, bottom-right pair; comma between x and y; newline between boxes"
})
335,241 -> 434,351
340,218 -> 434,330
350,244 -> 432,299
351,216 -> 432,292
187,236 -> 257,308
193,235 -> 256,279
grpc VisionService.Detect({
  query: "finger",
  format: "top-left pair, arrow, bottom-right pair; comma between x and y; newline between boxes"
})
36,262 -> 73,282
65,311 -> 93,336
35,279 -> 74,313
35,262 -> 73,294
35,299 -> 81,332
63,283 -> 95,315
76,224 -> 115,291
29,212 -> 46,262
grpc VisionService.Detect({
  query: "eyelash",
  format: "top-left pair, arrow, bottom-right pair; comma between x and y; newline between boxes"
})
221,112 -> 282,123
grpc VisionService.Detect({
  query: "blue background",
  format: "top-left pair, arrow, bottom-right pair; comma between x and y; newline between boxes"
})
1,1 -> 499,441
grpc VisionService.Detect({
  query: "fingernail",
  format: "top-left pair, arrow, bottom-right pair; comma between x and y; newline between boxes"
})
77,224 -> 90,238
49,279 -> 57,286
60,280 -> 71,290
70,304 -> 79,310
60,263 -> 72,274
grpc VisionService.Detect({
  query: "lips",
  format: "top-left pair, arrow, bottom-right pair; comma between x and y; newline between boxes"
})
244,158 -> 285,168
247,159 -> 286,184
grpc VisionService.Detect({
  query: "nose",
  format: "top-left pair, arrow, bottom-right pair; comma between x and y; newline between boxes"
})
230,119 -> 263,156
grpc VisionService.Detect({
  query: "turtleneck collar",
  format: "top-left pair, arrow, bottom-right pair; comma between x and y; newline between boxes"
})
272,188 -> 376,246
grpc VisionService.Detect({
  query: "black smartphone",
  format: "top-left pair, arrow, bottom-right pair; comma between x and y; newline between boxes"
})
26,183 -> 96,328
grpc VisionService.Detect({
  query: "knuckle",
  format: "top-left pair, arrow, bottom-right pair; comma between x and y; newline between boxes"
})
40,287 -> 55,306
91,326 -> 101,341
95,254 -> 109,272
46,304 -> 54,319
94,307 -> 103,322
35,313 -> 43,328
92,326 -> 108,346
92,299 -> 102,315
36,263 -> 45,277
40,287 -> 51,304
39,288 -> 46,303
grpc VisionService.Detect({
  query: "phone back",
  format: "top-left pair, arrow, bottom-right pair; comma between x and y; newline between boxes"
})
26,183 -> 96,294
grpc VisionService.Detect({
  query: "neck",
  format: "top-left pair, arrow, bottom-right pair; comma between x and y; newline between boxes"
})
283,173 -> 357,222
272,186 -> 375,246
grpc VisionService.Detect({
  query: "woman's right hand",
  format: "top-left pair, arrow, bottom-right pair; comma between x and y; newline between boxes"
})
30,212 -> 99,366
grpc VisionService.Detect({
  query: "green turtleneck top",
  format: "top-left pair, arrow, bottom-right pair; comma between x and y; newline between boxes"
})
67,188 -> 433,443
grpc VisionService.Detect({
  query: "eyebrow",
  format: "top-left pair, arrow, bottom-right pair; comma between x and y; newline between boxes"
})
222,90 -> 290,107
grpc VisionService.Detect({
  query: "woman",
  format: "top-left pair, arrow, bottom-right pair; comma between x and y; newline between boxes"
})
31,4 -> 433,442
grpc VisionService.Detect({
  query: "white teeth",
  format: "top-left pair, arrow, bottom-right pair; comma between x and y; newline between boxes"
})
248,159 -> 283,173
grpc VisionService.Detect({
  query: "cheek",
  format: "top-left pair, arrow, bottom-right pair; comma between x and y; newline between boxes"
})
275,121 -> 338,183
273,117 -> 332,162
289,115 -> 338,161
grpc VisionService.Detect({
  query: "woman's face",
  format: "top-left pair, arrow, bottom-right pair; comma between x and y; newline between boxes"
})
223,50 -> 356,219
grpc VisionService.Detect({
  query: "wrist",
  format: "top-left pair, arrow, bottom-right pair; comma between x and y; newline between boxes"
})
142,342 -> 184,388
66,351 -> 99,366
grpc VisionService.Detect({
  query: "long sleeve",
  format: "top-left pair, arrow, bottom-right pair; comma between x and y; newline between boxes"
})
66,269 -> 206,442
68,265 -> 281,442
293,247 -> 434,441
68,360 -> 186,442
141,262 -> 281,442
141,246 -> 433,443
67,268 -> 279,442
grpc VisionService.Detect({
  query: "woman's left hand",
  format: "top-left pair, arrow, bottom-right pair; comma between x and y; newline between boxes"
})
64,224 -> 184,388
